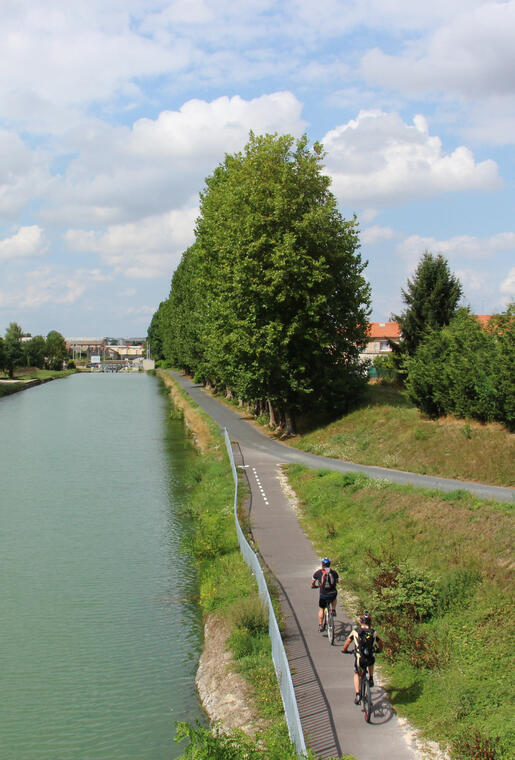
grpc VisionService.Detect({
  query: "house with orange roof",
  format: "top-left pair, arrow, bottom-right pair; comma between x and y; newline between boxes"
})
360,315 -> 492,364
360,321 -> 401,362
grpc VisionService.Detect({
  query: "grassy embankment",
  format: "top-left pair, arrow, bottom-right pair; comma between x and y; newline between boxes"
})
286,464 -> 513,760
271,383 -> 513,488
156,371 -> 324,760
0,368 -> 77,397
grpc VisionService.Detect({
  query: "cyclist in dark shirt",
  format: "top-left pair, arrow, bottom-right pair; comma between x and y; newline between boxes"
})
342,611 -> 383,703
311,558 -> 338,632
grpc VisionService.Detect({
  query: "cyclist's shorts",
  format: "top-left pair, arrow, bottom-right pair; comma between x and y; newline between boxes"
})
354,654 -> 375,672
319,591 -> 337,608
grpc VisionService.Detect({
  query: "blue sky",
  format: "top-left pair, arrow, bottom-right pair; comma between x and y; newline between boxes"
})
1,0 -> 514,338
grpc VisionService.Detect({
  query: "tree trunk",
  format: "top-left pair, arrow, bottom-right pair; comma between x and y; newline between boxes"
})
283,409 -> 296,436
267,399 -> 278,428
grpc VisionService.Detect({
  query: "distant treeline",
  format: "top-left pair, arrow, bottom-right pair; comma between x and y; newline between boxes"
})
148,132 -> 371,434
0,322 -> 69,378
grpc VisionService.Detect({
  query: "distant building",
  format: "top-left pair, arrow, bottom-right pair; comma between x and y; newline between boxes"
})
360,315 -> 492,365
66,338 -> 107,357
360,322 -> 401,362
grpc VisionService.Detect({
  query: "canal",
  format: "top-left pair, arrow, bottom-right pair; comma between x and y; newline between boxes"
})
0,372 -> 205,759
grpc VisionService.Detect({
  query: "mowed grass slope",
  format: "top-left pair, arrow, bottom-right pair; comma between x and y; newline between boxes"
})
291,384 -> 514,487
286,465 -> 514,759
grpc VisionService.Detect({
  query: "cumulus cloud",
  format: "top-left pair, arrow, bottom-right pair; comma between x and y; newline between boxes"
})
360,225 -> 396,245
0,267 -> 111,309
398,232 -> 515,263
322,111 -> 501,206
43,93 -> 306,227
64,206 -> 198,278
0,225 -> 48,261
500,267 -> 515,304
0,130 -> 52,219
360,2 -> 515,143
361,2 -> 515,99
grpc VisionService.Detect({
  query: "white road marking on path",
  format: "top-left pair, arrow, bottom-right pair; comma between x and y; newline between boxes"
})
252,467 -> 270,506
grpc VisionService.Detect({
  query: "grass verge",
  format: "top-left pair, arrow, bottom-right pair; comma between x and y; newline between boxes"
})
0,368 -> 77,396
290,383 -> 514,487
285,464 -> 514,760
208,382 -> 514,488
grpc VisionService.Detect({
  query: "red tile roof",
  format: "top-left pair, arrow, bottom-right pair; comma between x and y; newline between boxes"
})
367,321 -> 401,339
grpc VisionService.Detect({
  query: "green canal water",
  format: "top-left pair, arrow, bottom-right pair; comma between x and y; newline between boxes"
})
0,373 -> 204,759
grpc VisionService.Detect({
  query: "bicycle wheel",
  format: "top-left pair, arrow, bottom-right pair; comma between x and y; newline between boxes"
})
363,675 -> 372,722
327,608 -> 335,645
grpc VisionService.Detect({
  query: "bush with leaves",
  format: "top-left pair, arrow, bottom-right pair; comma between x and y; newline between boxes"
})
406,308 -> 510,424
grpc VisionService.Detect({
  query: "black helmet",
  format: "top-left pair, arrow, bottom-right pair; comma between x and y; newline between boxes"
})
359,611 -> 372,624
322,557 -> 331,567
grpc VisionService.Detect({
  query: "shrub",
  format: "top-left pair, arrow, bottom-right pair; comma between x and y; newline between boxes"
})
369,554 -> 439,623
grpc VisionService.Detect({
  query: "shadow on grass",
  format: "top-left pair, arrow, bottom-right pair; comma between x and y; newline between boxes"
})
387,679 -> 424,706
295,382 -> 414,435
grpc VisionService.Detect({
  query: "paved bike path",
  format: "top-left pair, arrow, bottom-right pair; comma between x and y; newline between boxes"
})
167,372 -> 513,759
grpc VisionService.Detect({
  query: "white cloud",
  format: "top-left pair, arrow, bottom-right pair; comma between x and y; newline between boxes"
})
0,225 -> 48,261
398,232 -> 515,263
360,225 -> 396,245
0,130 -> 52,219
500,267 -> 515,304
43,93 -> 306,227
0,267 -> 111,309
360,3 -> 515,143
322,111 -> 501,206
64,206 -> 198,278
361,2 -> 515,99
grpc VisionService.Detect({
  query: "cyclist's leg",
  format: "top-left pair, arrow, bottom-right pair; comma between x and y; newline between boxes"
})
368,655 -> 376,685
318,597 -> 326,628
353,657 -> 361,703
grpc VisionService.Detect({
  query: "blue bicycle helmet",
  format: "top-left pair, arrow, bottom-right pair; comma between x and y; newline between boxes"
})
322,557 -> 331,566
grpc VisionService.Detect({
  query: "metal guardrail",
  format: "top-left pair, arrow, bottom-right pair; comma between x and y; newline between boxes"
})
223,428 -> 307,758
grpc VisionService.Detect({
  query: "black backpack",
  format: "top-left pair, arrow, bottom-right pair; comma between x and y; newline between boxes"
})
357,627 -> 376,666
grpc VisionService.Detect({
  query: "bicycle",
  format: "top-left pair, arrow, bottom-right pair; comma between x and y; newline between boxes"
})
324,602 -> 335,645
357,658 -> 373,722
312,583 -> 336,645
344,648 -> 374,722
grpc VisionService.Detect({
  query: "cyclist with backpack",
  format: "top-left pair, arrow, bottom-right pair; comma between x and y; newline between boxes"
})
341,611 -> 383,704
311,558 -> 339,632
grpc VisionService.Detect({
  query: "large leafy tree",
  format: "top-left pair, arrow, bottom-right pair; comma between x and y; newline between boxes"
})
4,322 -> 24,378
392,252 -> 462,373
45,330 -> 68,370
192,132 -> 370,431
23,335 -> 47,368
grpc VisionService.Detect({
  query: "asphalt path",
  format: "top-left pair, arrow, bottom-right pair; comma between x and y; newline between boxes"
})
167,371 -> 514,759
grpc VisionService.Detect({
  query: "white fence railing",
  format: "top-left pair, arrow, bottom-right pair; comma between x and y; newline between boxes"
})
223,429 -> 306,758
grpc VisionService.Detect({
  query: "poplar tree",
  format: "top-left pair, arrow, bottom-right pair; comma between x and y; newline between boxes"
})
193,132 -> 371,432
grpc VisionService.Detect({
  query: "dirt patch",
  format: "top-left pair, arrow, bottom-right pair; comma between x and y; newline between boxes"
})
158,371 -> 214,453
196,615 -> 269,736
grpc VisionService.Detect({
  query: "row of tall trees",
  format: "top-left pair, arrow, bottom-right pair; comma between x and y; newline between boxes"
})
389,253 -> 514,428
0,322 -> 68,377
148,132 -> 371,433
